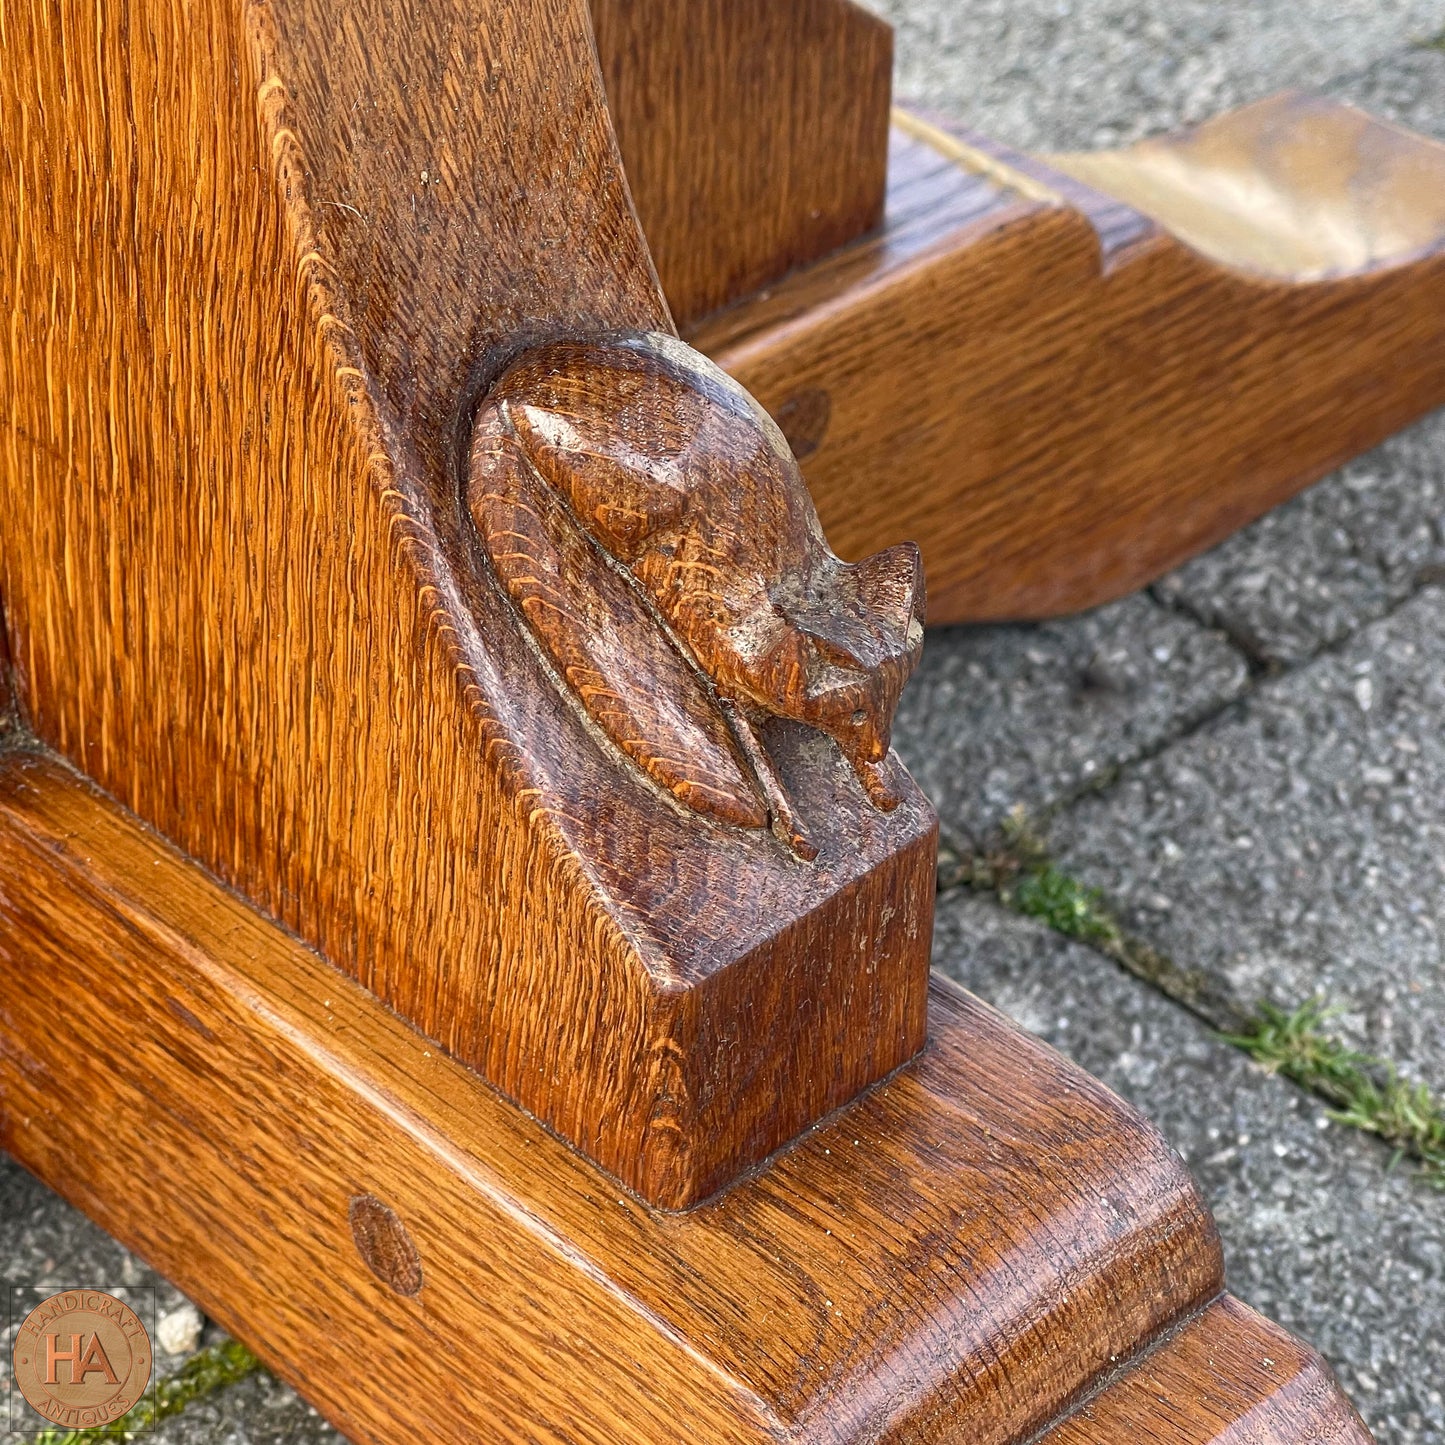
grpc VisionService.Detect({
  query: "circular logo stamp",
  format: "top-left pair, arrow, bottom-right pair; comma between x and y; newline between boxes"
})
11,1290 -> 152,1430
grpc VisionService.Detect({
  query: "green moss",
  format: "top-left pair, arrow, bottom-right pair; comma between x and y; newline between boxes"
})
1224,1000 -> 1445,1187
1011,865 -> 1119,948
27,1338 -> 263,1443
943,811 -> 1445,1186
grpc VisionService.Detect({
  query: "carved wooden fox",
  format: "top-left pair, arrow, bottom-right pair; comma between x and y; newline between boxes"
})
467,332 -> 924,857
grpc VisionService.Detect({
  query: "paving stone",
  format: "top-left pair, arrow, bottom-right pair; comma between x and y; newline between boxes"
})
933,891 -> 1445,1445
1326,34 -> 1445,137
1154,409 -> 1445,670
1,1155 -> 202,1435
0,1153 -> 336,1444
1050,586 -> 1445,1084
892,593 -> 1249,850
148,1364 -> 345,1445
1,1154 -> 158,1299
869,0 -> 1445,150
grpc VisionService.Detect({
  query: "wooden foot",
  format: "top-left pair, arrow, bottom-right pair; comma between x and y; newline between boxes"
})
1038,1297 -> 1371,1445
695,93 -> 1445,622
0,750 -> 1368,1445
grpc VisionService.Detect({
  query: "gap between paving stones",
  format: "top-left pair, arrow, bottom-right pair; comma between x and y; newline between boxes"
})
938,807 -> 1445,1189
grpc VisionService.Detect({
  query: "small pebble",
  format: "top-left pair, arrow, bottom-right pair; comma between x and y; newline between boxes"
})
157,1301 -> 205,1357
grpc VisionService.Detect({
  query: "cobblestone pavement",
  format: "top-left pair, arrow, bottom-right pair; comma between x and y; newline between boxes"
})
4,5 -> 1445,1442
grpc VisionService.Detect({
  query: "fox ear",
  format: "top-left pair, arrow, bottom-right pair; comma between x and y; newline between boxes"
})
843,543 -> 924,644
852,543 -> 926,636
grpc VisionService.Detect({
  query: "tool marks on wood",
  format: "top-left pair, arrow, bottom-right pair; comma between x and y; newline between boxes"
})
468,333 -> 925,856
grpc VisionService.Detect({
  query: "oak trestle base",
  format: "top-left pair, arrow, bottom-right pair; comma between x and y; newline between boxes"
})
0,748 -> 1369,1444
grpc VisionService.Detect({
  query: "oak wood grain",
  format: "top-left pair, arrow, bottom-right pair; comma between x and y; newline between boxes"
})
0,0 -> 935,1207
696,95 -> 1445,621
1038,1297 -> 1371,1445
0,748 -> 1372,1443
592,0 -> 893,327
1051,92 -> 1445,280
0,12 -> 1386,1438
0,747 -> 1221,1444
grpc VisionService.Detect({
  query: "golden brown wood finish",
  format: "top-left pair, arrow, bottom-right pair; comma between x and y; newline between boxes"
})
1039,1298 -> 1371,1445
1051,96 -> 1445,280
0,0 -> 935,1207
468,332 -> 925,855
696,94 -> 1445,621
0,749 -> 1367,1445
591,0 -> 893,327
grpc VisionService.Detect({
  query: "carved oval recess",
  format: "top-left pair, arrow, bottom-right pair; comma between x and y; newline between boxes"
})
467,332 -> 924,854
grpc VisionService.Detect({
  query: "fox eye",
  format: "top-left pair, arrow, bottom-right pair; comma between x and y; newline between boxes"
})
851,709 -> 867,726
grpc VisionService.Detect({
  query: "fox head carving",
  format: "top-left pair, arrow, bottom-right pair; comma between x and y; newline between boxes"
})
468,332 -> 925,855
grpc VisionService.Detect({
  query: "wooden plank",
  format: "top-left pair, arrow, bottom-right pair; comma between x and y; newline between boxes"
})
592,0 -> 893,327
0,0 -> 936,1207
1038,1297 -> 1371,1445
0,746 -> 1241,1443
695,96 -> 1445,622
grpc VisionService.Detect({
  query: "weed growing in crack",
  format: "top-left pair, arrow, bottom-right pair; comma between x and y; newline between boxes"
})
1224,1000 -> 1445,1187
942,807 -> 1240,1028
939,813 -> 1445,1188
1011,865 -> 1119,948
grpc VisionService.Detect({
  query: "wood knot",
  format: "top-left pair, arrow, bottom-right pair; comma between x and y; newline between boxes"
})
349,1194 -> 423,1297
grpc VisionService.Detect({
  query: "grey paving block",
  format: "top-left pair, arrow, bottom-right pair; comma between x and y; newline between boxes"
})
1,1156 -> 208,1439
933,892 -> 1445,1445
892,593 -> 1249,850
1154,409 -> 1445,670
869,0 -> 1445,150
2,1154 -> 156,1296
1050,586 -> 1445,1083
1326,34 -> 1445,137
0,1154 -> 337,1444
148,1365 -> 345,1445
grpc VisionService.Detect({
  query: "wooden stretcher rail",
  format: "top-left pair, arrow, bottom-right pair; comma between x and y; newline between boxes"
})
696,94 -> 1445,622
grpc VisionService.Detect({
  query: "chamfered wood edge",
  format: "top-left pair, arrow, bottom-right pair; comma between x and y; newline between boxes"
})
695,94 -> 1445,622
0,741 -> 1328,1445
1038,1296 -> 1373,1444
